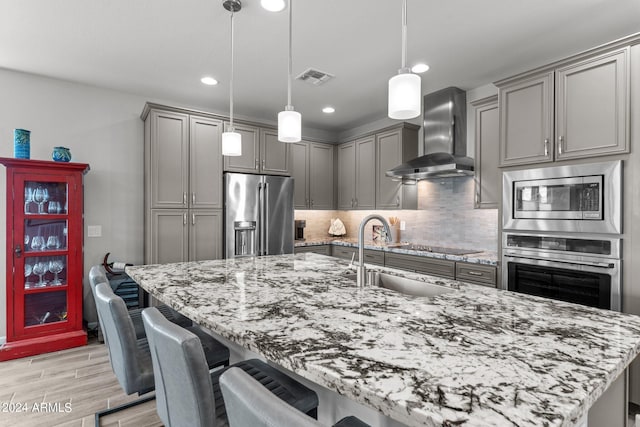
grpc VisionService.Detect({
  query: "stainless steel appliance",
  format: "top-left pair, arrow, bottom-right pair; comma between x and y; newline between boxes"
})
224,173 -> 294,258
502,232 -> 621,311
386,87 -> 473,180
294,220 -> 306,241
502,160 -> 622,234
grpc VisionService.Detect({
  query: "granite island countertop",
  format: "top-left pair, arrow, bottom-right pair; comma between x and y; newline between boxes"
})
295,238 -> 498,266
127,254 -> 640,426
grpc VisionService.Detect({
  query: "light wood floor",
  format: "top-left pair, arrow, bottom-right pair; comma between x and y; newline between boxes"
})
0,338 -> 162,427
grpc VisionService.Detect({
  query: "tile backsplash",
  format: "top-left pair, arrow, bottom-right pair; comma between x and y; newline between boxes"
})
295,176 -> 498,252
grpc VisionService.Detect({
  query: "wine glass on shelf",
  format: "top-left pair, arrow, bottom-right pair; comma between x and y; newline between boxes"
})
49,259 -> 64,285
33,186 -> 44,213
32,261 -> 48,287
48,201 -> 60,214
47,235 -> 61,250
24,186 -> 34,213
24,263 -> 33,289
30,235 -> 45,251
41,188 -> 50,213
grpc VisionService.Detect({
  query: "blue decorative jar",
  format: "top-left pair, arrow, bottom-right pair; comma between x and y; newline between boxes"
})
52,146 -> 72,162
13,129 -> 31,159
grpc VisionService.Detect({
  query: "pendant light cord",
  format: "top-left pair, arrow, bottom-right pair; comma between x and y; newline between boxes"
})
229,10 -> 235,129
401,0 -> 407,70
287,0 -> 293,108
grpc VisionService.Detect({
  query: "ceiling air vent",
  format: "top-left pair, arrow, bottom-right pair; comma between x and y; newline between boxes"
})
296,68 -> 334,86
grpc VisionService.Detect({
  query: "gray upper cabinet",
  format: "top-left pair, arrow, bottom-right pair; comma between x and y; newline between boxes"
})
308,142 -> 334,209
223,123 -> 290,175
337,142 -> 356,209
190,116 -> 223,209
555,48 -> 629,160
148,110 -> 189,209
291,141 -> 334,210
471,96 -> 499,209
355,136 -> 376,209
498,47 -> 629,166
499,72 -> 553,166
375,125 -> 418,209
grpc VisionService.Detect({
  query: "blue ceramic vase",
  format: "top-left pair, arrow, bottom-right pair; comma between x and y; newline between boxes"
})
52,146 -> 72,162
14,129 -> 31,159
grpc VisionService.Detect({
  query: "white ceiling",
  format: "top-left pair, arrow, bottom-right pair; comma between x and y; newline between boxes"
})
1,0 -> 639,133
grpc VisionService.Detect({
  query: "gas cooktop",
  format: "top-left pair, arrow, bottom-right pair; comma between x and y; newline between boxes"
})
390,244 -> 482,256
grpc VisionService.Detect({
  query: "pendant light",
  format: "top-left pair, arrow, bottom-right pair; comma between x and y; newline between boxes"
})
278,0 -> 301,143
222,0 -> 242,156
388,0 -> 421,120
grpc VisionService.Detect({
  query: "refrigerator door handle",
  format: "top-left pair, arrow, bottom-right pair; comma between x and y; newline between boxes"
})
263,182 -> 269,255
258,182 -> 265,256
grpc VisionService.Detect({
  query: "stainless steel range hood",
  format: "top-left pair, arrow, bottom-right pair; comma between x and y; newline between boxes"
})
387,87 -> 474,180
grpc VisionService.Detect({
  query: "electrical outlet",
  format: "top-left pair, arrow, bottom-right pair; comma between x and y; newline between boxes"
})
400,221 -> 406,231
87,225 -> 102,237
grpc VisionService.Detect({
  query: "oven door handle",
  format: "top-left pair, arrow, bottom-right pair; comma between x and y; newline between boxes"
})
503,255 -> 615,269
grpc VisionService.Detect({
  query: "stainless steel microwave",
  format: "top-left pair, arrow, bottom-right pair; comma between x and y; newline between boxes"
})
503,160 -> 622,234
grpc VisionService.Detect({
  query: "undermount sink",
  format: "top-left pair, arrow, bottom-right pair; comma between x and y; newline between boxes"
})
344,271 -> 456,298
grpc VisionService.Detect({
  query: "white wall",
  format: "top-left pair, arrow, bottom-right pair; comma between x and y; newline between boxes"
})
0,68 -> 153,337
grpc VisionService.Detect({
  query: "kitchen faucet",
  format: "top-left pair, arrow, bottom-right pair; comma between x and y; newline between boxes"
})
357,214 -> 392,287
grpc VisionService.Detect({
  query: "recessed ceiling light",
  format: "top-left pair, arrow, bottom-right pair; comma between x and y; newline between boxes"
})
201,76 -> 218,85
322,106 -> 335,114
261,0 -> 286,12
411,63 -> 430,73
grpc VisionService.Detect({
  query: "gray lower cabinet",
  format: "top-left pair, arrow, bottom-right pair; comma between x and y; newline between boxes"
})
294,245 -> 331,256
498,46 -> 629,166
384,253 -> 455,279
223,123 -> 290,175
455,262 -> 496,287
149,209 -> 222,264
291,141 -> 335,209
471,95 -> 499,209
331,246 -> 384,266
375,125 -> 419,209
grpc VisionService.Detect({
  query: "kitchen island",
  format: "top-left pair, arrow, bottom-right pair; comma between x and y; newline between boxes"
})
126,253 -> 640,426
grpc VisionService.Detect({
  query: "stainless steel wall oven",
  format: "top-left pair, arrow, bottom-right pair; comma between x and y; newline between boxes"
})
502,233 -> 621,311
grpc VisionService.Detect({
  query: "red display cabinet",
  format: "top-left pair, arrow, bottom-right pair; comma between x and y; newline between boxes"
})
0,158 -> 89,361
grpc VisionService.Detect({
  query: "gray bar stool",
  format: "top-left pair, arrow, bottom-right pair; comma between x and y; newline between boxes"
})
221,367 -> 371,427
141,306 -> 320,426
92,281 -> 229,426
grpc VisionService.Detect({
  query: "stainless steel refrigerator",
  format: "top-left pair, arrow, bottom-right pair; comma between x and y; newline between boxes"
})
224,172 -> 294,258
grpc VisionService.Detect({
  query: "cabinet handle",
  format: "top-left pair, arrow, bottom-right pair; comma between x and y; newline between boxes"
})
14,244 -> 22,258
310,199 -> 314,208
255,159 -> 259,170
262,159 -> 265,169
468,271 -> 483,276
192,192 -> 196,204
475,192 -> 479,205
351,198 -> 354,208
183,213 -> 187,225
192,213 -> 195,225
558,136 -> 563,155
544,138 -> 549,156
183,192 -> 187,205
396,196 -> 400,207
355,198 -> 358,207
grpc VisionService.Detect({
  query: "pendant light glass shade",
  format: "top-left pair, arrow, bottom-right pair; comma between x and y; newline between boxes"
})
278,109 -> 301,142
222,130 -> 242,156
388,0 -> 421,120
261,0 -> 285,12
278,0 -> 302,143
388,71 -> 421,119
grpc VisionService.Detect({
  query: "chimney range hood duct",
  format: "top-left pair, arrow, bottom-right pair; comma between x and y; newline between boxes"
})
386,86 -> 474,180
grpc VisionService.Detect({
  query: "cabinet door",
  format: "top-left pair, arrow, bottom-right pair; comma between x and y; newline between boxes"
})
309,143 -> 334,209
376,129 -> 402,209
150,209 -> 188,263
150,110 -> 189,208
261,128 -> 290,176
499,72 -> 553,166
555,48 -> 629,160
223,122 -> 260,173
190,116 -> 222,209
337,142 -> 356,209
472,96 -> 500,209
189,210 -> 222,261
290,142 -> 309,209
355,136 -> 376,209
